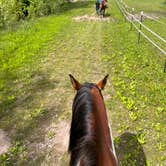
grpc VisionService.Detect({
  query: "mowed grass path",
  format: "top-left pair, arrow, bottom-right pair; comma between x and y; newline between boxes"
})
0,0 -> 166,165
0,1 -> 110,165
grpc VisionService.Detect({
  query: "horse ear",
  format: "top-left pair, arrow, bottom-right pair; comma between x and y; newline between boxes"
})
96,74 -> 109,90
69,74 -> 81,90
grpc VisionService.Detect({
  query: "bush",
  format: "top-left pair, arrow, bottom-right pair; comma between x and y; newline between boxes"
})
0,0 -> 67,27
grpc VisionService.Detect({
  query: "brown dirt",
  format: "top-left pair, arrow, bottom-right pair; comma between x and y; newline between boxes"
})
0,129 -> 11,155
26,120 -> 70,165
73,15 -> 110,22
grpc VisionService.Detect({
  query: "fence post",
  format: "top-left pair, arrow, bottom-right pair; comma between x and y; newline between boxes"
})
164,61 -> 166,73
130,8 -> 134,30
138,11 -> 143,43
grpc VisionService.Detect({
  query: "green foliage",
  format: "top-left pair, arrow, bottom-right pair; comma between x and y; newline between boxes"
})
0,0 -> 67,27
137,133 -> 146,145
0,141 -> 27,165
47,131 -> 55,139
24,105 -> 45,121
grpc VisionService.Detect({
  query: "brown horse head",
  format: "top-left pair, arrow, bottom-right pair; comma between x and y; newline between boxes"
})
69,75 -> 118,166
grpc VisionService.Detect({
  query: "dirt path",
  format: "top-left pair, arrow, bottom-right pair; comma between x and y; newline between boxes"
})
20,18 -> 112,165
0,129 -> 11,155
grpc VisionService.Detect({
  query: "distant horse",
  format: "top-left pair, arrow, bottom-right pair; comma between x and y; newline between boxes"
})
68,74 -> 118,166
96,0 -> 108,17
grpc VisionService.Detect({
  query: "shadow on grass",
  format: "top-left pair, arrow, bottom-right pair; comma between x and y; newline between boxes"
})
0,68 -> 21,117
104,13 -> 111,17
0,70 -> 60,132
0,68 -> 65,165
115,132 -> 147,166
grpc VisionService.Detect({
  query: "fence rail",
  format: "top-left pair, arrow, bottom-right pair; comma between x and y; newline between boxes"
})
120,0 -> 166,27
115,0 -> 166,71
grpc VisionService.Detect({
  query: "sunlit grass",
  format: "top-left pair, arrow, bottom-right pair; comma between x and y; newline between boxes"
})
0,15 -> 69,113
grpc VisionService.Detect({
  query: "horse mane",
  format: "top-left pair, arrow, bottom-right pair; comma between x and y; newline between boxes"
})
68,83 -> 98,166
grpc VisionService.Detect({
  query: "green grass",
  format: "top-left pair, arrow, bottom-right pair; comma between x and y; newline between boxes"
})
0,0 -> 165,165
104,0 -> 166,164
124,0 -> 166,15
140,19 -> 166,51
0,15 -> 69,116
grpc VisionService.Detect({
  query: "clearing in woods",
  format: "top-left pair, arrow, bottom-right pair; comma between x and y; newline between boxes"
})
0,0 -> 165,165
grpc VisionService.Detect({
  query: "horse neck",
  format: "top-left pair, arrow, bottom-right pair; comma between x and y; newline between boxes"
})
91,87 -> 118,166
91,88 -> 112,149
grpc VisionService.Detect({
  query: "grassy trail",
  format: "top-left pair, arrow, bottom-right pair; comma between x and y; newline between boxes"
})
34,19 -> 110,166
0,2 -> 110,164
0,0 -> 166,165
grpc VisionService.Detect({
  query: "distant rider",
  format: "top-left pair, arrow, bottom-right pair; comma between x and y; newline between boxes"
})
96,0 -> 107,15
96,0 -> 102,14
